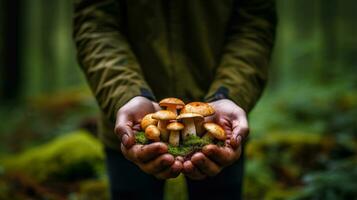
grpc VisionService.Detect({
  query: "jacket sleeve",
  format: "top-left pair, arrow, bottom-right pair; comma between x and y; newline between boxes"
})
73,0 -> 155,122
205,0 -> 277,113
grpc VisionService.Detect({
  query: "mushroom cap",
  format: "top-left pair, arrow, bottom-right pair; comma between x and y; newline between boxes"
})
176,112 -> 204,120
181,102 -> 215,117
203,122 -> 226,140
145,125 -> 160,140
159,98 -> 185,109
141,113 -> 158,130
152,110 -> 177,120
167,122 -> 184,131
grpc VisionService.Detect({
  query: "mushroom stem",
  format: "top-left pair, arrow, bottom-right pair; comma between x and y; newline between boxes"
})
195,119 -> 205,136
169,131 -> 180,146
158,120 -> 169,141
167,106 -> 177,115
182,119 -> 196,140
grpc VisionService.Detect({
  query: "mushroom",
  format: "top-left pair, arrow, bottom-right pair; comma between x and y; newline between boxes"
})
176,113 -> 204,140
140,113 -> 158,131
167,121 -> 184,146
202,122 -> 226,141
151,110 -> 177,141
180,102 -> 215,136
145,125 -> 161,142
159,98 -> 185,115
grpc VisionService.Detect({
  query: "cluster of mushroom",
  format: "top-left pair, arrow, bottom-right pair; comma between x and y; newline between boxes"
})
140,98 -> 226,147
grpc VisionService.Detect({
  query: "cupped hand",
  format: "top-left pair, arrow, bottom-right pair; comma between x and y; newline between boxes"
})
183,99 -> 249,180
115,96 -> 183,179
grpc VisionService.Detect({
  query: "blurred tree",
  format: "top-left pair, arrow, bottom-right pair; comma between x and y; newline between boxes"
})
21,0 -> 84,98
41,0 -> 57,92
1,0 -> 22,101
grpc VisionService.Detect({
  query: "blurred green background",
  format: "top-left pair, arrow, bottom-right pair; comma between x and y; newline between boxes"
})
1,0 -> 356,199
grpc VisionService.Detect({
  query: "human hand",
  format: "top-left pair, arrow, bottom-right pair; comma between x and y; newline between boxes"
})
183,99 -> 249,180
115,96 -> 183,179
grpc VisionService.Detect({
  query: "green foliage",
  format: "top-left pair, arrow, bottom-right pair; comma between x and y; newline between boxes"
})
77,179 -> 110,200
251,82 -> 357,137
0,89 -> 99,154
243,159 -> 275,199
2,0 -> 357,199
243,131 -> 328,199
1,130 -> 104,182
290,159 -> 357,200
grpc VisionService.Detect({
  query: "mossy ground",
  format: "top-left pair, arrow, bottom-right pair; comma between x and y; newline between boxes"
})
2,130 -> 104,182
135,132 -> 224,157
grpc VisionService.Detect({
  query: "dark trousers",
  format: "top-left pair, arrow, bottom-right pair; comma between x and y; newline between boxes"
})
105,147 -> 244,200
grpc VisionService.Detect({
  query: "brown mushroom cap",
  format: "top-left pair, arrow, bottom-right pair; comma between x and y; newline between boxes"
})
181,102 -> 215,117
141,113 -> 158,130
176,112 -> 204,120
203,122 -> 226,140
159,98 -> 185,109
152,110 -> 177,120
167,122 -> 184,131
145,125 -> 160,141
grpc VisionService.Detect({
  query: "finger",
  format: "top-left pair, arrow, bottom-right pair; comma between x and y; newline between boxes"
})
152,102 -> 161,111
115,112 -> 135,148
141,154 -> 175,174
183,160 -> 194,174
136,142 -> 168,162
171,160 -> 183,174
191,152 -> 221,176
204,114 -> 216,123
202,144 -> 241,166
133,123 -> 141,132
230,134 -> 243,150
230,118 -> 249,149
237,115 -> 249,138
121,142 -> 167,163
121,143 -> 142,162
176,156 -> 184,162
155,160 -> 182,179
183,160 -> 207,180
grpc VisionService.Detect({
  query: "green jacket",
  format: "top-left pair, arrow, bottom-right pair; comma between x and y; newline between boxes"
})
73,0 -> 277,150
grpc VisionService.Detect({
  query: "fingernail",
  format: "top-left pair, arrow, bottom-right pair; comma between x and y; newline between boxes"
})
157,143 -> 167,153
176,156 -> 184,162
236,135 -> 242,144
122,134 -> 128,146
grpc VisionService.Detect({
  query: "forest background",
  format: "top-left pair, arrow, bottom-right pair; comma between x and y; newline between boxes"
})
0,0 -> 356,199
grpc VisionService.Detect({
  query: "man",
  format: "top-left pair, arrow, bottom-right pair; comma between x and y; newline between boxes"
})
74,0 -> 276,199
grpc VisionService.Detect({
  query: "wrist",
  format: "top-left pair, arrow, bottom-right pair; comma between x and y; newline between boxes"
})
205,86 -> 229,103
139,88 -> 156,102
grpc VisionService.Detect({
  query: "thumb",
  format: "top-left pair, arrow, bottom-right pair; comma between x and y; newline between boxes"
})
152,102 -> 161,112
115,112 -> 135,148
230,117 -> 249,149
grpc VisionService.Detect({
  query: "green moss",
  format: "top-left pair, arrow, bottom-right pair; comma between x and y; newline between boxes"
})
183,135 -> 212,147
168,145 -> 193,157
135,131 -> 149,144
216,140 -> 225,147
2,130 -> 104,182
135,133 -> 226,157
78,179 -> 109,200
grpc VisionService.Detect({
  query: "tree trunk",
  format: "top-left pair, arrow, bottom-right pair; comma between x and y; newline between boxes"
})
1,0 -> 22,101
